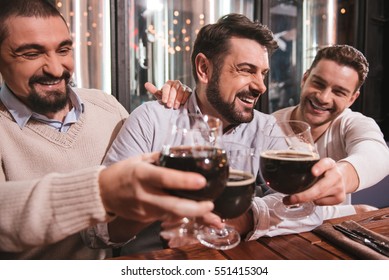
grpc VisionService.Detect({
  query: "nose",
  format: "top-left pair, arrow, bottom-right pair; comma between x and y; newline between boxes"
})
317,87 -> 332,103
250,74 -> 267,95
42,54 -> 65,77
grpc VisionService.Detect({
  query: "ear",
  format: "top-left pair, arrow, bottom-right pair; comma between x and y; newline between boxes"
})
195,53 -> 211,84
347,90 -> 360,107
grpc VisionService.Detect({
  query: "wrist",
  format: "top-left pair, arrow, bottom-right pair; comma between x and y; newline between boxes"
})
337,161 -> 359,193
98,166 -> 117,221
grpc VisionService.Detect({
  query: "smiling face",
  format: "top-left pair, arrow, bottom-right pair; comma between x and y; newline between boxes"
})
197,37 -> 269,128
297,59 -> 360,138
0,15 -> 74,116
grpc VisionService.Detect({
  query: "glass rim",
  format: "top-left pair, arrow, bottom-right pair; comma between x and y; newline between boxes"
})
263,120 -> 312,138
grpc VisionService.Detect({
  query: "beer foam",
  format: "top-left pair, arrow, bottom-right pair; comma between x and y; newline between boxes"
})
227,169 -> 255,186
260,150 -> 320,161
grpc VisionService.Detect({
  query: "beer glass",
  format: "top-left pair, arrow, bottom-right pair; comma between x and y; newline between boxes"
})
260,120 -> 319,220
197,142 -> 255,250
159,113 -> 228,242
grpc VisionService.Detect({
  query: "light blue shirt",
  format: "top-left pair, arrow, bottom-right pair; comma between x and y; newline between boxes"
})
0,83 -> 84,132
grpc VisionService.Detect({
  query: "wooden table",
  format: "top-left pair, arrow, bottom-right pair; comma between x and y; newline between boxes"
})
112,207 -> 389,260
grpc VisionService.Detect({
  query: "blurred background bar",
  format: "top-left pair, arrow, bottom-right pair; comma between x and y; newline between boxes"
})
55,0 -> 112,93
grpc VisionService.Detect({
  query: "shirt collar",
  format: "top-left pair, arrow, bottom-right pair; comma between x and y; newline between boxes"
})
187,89 -> 203,115
0,83 -> 84,129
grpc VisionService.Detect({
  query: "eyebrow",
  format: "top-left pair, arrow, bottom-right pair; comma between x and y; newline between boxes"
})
14,39 -> 73,53
237,62 -> 269,71
237,62 -> 257,68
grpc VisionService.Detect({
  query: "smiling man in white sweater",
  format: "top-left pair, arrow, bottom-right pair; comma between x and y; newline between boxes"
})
273,45 -> 389,212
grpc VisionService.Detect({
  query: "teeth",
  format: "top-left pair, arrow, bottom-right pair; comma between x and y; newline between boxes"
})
240,97 -> 254,104
40,80 -> 61,85
310,100 -> 329,111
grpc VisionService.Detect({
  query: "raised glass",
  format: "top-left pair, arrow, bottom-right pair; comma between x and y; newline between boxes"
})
158,113 -> 228,243
260,120 -> 319,220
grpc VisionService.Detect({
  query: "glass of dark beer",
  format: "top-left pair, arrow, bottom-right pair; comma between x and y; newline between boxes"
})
197,142 -> 255,250
158,113 -> 228,243
260,120 -> 319,220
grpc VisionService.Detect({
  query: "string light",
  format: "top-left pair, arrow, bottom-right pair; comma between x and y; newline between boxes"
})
55,0 -> 111,91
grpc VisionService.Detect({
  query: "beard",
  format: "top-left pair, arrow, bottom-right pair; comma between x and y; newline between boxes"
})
206,68 -> 256,125
27,71 -> 71,115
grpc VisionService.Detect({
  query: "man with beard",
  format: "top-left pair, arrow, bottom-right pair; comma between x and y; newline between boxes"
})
103,13 -> 342,254
0,0 -> 218,259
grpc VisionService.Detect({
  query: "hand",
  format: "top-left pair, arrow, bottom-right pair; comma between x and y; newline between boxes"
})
99,152 -> 214,223
145,80 -> 192,109
283,158 -> 349,206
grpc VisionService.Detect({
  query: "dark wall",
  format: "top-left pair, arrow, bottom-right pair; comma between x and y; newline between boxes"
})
352,174 -> 389,208
382,1 -> 389,141
352,142 -> 389,208
349,0 -> 389,208
352,0 -> 389,141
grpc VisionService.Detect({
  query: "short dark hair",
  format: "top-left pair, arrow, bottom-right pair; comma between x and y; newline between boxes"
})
191,13 -> 278,83
309,45 -> 369,91
0,0 -> 65,47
